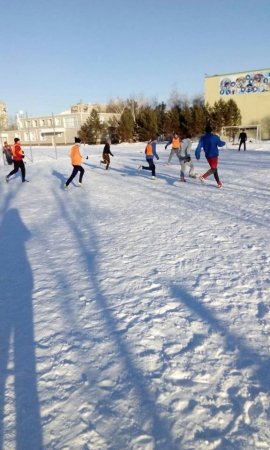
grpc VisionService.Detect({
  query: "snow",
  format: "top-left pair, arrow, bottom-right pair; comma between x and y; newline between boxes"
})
1,141 -> 270,450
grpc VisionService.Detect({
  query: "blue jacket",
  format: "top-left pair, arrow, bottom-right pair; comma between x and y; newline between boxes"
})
195,132 -> 225,159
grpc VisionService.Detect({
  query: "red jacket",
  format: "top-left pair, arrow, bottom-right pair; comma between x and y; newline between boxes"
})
12,143 -> 24,161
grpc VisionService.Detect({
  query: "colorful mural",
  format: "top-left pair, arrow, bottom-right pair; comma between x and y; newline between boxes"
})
220,71 -> 270,96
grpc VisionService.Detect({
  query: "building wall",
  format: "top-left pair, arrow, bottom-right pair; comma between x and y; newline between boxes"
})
205,68 -> 270,139
71,103 -> 107,114
0,101 -> 8,129
0,110 -> 120,146
15,113 -> 85,145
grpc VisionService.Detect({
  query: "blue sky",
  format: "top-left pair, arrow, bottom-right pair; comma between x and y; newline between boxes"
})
1,0 -> 270,117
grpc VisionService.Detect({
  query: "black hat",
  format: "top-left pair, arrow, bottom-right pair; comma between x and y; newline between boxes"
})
75,137 -> 81,143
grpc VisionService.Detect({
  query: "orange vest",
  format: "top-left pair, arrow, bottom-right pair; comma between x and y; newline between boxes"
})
70,144 -> 82,165
145,143 -> 153,156
172,137 -> 180,149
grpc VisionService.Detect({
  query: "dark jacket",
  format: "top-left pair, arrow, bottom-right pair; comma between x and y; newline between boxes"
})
239,132 -> 247,142
103,143 -> 114,156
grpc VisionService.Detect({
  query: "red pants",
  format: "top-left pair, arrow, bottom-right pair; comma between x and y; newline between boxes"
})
207,156 -> 218,169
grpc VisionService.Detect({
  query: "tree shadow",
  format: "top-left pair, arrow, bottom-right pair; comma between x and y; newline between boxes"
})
0,209 -> 43,450
45,189 -> 180,450
170,284 -> 270,447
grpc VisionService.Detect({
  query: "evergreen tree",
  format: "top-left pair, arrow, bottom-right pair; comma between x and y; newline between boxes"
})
179,103 -> 193,135
118,109 -> 135,142
208,98 -> 241,134
107,116 -> 120,144
79,116 -> 95,144
191,103 -> 209,136
209,99 -> 227,131
79,109 -> 105,144
155,102 -> 167,138
225,99 -> 241,126
164,106 -> 180,136
136,106 -> 158,141
78,95 -> 241,143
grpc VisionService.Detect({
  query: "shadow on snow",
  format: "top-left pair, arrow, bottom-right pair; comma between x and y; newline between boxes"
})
0,208 -> 43,450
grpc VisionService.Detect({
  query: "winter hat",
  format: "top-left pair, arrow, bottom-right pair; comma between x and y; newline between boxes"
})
75,137 -> 81,143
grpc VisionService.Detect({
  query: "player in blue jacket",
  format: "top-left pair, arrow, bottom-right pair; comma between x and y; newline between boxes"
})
195,125 -> 226,188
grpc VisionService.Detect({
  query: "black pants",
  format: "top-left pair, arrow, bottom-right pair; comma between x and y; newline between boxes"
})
239,140 -> 246,151
7,160 -> 26,181
142,159 -> 155,176
66,165 -> 85,186
204,167 -> 220,183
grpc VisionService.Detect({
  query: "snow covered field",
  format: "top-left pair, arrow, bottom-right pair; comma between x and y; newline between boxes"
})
0,141 -> 270,450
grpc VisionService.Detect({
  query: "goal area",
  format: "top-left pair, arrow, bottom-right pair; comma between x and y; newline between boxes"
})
221,125 -> 261,144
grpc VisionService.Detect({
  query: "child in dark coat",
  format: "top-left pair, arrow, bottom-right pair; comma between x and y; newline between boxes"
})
2,141 -> 13,165
100,141 -> 114,170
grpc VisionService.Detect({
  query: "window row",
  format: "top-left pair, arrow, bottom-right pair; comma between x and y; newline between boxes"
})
20,117 -> 81,129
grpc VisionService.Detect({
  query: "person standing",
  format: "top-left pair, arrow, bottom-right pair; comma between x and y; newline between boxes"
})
6,138 -> 26,183
65,137 -> 84,189
138,138 -> 159,179
2,141 -> 13,165
100,140 -> 114,170
238,129 -> 247,151
165,132 -> 181,164
195,125 -> 225,188
177,135 -> 196,182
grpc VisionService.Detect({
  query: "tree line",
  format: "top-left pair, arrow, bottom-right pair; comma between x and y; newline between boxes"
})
78,96 -> 241,144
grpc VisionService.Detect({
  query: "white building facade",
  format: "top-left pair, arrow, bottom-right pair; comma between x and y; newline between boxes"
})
0,103 -> 119,145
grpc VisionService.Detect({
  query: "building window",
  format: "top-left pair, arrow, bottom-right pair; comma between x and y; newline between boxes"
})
64,117 -> 76,128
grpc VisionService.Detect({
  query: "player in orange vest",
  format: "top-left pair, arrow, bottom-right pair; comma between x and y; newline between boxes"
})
65,137 -> 85,189
6,138 -> 27,183
165,133 -> 181,164
138,138 -> 159,179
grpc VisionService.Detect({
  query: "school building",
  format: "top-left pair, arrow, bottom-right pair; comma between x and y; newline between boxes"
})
0,103 -> 120,146
205,68 -> 270,140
